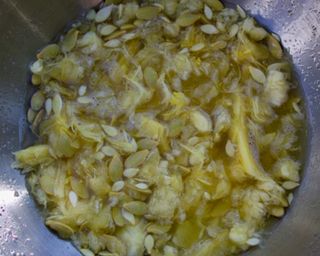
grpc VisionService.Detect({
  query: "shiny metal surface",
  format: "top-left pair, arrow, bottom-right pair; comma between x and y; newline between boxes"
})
0,0 -> 319,255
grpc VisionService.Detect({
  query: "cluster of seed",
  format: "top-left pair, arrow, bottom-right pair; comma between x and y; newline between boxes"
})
16,0 -> 304,256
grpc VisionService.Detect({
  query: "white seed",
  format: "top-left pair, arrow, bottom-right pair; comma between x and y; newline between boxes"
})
191,43 -> 205,52
153,3 -> 164,11
200,24 -> 219,35
112,180 -> 125,192
104,39 -> 121,48
135,183 -> 148,190
123,168 -> 140,178
86,9 -> 96,21
45,98 -> 52,115
270,206 -> 285,217
144,234 -> 154,254
225,140 -> 235,157
78,85 -> 87,96
80,249 -> 95,256
69,191 -> 78,207
179,48 -> 189,54
101,124 -> 118,137
101,145 -> 118,156
246,237 -> 260,246
27,108 -> 36,123
108,196 -> 119,207
122,32 -> 136,41
190,110 -> 212,132
121,208 -> 135,225
77,96 -> 93,104
118,4 -> 124,18
203,192 -> 211,200
95,152 -> 105,161
229,24 -> 239,38
216,21 -> 225,32
288,193 -> 294,204
95,6 -> 113,23
52,93 -> 63,115
30,60 -> 43,74
249,66 -> 266,84
164,246 -> 177,255
100,24 -> 118,36
282,181 -> 299,190
31,91 -> 45,111
204,5 -> 213,20
243,18 -> 254,32
237,5 -> 246,18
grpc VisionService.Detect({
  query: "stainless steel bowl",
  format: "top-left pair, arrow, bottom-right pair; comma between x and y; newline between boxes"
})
0,0 -> 319,255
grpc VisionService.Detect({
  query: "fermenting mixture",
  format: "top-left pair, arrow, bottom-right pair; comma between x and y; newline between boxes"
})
14,0 -> 304,255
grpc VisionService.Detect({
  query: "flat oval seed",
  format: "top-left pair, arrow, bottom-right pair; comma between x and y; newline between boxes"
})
80,249 -> 95,256
123,168 -> 140,178
104,39 -> 121,48
191,43 -> 205,52
95,6 -> 113,23
109,154 -> 123,182
267,35 -> 283,59
204,5 -> 213,20
86,9 -> 96,20
101,124 -> 118,137
31,74 -> 41,85
100,24 -> 118,36
31,91 -> 45,111
246,237 -> 260,246
30,60 -> 43,74
125,150 -> 149,168
282,181 -> 299,190
77,96 -> 93,104
225,140 -> 235,157
249,66 -> 266,84
45,98 -> 52,115
249,27 -> 268,41
144,67 -> 158,87
144,234 -> 154,254
200,24 -> 219,35
101,145 -> 118,156
135,182 -> 148,190
176,13 -> 200,27
52,93 -> 63,115
78,85 -> 87,96
27,108 -> 36,123
205,0 -> 224,11
229,24 -> 239,38
243,18 -> 255,32
163,22 -> 180,38
288,193 -> 294,204
112,180 -> 125,192
121,32 -> 137,42
37,44 -> 60,59
136,6 -> 161,20
121,208 -> 135,224
69,191 -> 78,207
270,206 -> 284,217
237,5 -> 246,18
190,110 -> 212,132
123,201 -> 147,215
62,29 -> 79,52
46,220 -> 74,239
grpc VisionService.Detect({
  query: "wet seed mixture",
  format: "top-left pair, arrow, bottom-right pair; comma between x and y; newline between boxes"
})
14,0 -> 304,255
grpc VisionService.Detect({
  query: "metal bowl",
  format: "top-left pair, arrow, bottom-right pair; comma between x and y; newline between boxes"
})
0,0 -> 319,255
